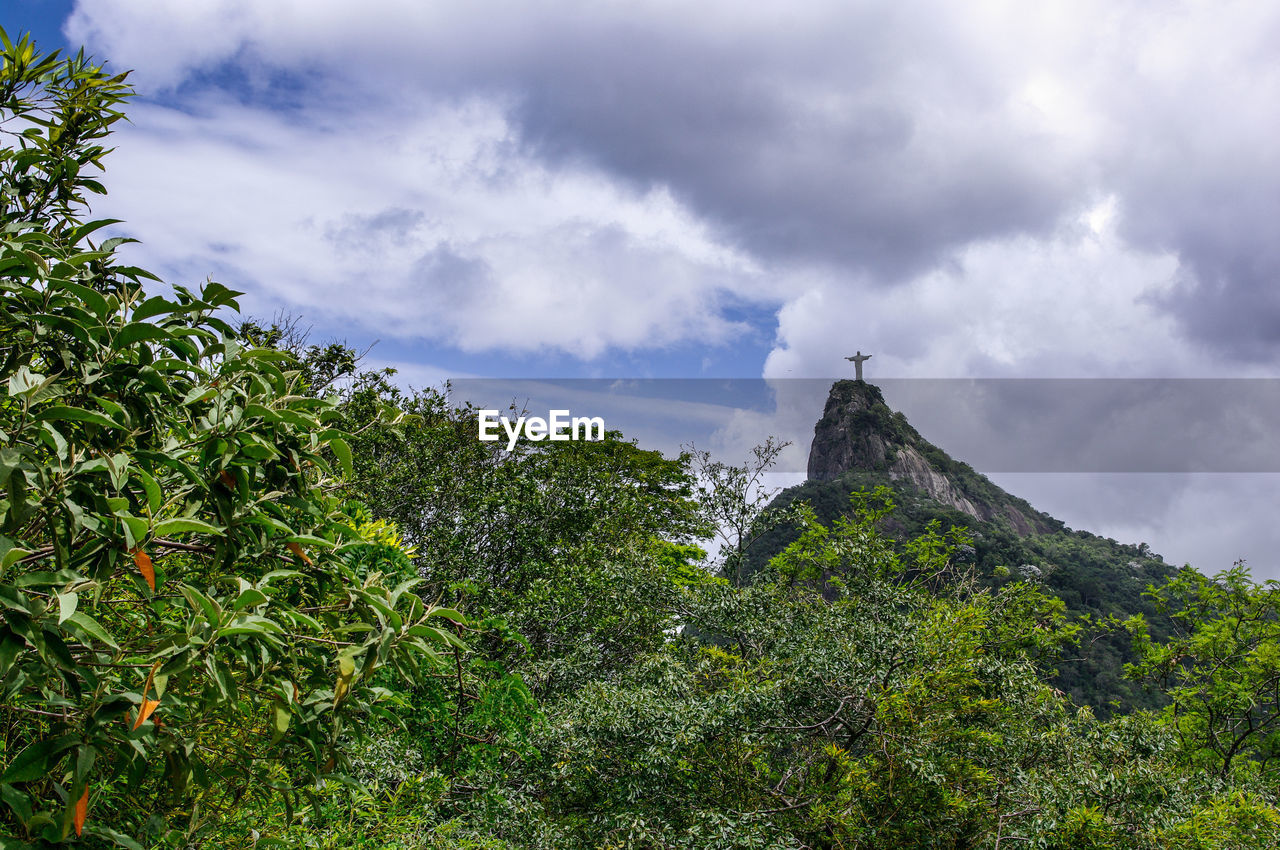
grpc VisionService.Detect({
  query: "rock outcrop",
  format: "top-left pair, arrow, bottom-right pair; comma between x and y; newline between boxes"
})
807,380 -> 1054,535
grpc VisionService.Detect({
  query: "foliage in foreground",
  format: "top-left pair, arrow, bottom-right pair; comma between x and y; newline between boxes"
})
0,32 -> 462,846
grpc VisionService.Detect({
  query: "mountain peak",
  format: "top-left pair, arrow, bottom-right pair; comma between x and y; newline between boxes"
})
807,379 -> 1055,536
750,379 -> 1173,715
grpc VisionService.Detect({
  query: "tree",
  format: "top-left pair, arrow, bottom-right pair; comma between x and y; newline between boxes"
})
1128,564 -> 1280,780
689,437 -> 798,584
0,31 -> 461,846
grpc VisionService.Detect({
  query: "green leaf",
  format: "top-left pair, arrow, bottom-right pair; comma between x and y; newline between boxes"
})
283,534 -> 334,549
179,586 -> 221,623
429,607 -> 467,625
280,609 -> 322,631
389,578 -> 424,606
0,782 -> 33,825
68,218 -> 122,245
272,699 -> 291,739
133,467 -> 161,514
34,406 -> 122,430
201,281 -> 244,308
0,549 -> 31,576
152,517 -> 222,536
83,825 -> 145,850
353,589 -> 397,623
6,365 -> 46,398
259,569 -> 303,586
64,611 -> 119,648
217,615 -> 283,638
0,586 -> 33,614
54,281 -> 110,318
0,736 -> 75,784
243,403 -> 281,423
181,386 -> 217,406
99,236 -> 140,253
329,437 -> 353,478
12,570 -> 76,590
232,588 -> 269,612
117,515 -> 148,550
248,513 -> 294,535
73,745 -> 95,784
0,449 -> 23,488
0,634 -> 25,677
408,624 -> 466,649
112,323 -> 172,350
244,348 -> 296,363
56,592 -> 78,624
130,296 -> 182,322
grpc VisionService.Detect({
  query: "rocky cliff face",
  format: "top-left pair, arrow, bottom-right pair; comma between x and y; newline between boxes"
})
807,380 -> 1054,536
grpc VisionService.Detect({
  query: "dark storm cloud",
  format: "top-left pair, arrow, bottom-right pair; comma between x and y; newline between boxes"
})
494,17 -> 1075,279
1119,174 -> 1280,361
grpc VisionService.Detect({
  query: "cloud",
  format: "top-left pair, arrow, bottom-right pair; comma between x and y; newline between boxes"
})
763,198 -> 1203,379
66,0 -> 1280,365
97,94 -> 762,357
69,0 -> 1091,280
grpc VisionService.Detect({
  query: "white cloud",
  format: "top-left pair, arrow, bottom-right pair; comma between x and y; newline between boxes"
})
762,200 -> 1220,379
99,95 -> 763,357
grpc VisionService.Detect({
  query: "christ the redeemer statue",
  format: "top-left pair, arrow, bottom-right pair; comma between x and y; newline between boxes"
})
846,350 -> 872,381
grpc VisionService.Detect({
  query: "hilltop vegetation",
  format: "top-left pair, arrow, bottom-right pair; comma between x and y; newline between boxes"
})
4,34 -> 1280,848
749,470 -> 1178,715
750,380 -> 1181,715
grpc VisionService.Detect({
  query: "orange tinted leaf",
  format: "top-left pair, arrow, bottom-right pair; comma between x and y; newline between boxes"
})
219,469 -> 235,489
73,786 -> 88,837
131,698 -> 160,730
287,542 -> 312,566
132,548 -> 155,591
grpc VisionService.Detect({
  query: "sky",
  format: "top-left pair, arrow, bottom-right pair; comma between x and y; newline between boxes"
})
8,0 -> 1280,575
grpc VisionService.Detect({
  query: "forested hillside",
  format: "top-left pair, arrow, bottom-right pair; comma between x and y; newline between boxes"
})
4,34 -> 1280,849
746,380 -> 1180,715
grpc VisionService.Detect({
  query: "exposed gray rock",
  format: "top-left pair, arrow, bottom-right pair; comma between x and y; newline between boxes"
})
888,445 -> 984,519
807,379 -> 1054,535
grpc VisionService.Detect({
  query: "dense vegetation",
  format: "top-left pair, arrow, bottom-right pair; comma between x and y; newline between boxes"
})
4,34 -> 1280,848
750,384 -> 1180,716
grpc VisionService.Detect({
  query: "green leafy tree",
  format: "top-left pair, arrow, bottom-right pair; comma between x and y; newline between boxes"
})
463,491 -> 1280,849
335,383 -> 709,694
0,32 -> 462,846
1128,564 -> 1280,780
